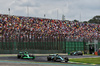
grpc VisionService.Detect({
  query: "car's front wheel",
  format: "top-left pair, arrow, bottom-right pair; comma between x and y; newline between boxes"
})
32,55 -> 35,59
47,57 -> 51,61
29,55 -> 35,59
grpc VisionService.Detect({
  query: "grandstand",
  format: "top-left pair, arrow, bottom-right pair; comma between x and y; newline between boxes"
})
0,14 -> 100,54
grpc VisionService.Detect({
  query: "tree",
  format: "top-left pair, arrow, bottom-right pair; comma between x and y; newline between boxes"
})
73,19 -> 79,22
83,21 -> 88,23
88,16 -> 100,24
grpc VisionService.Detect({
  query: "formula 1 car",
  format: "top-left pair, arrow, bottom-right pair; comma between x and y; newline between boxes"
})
70,51 -> 83,56
47,54 -> 69,62
17,51 -> 35,59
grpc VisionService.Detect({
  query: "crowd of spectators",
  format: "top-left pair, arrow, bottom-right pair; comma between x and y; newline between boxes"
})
0,14 -> 100,42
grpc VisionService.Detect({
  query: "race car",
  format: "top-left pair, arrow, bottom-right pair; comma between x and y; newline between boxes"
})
47,54 -> 69,62
70,51 -> 83,56
17,51 -> 35,59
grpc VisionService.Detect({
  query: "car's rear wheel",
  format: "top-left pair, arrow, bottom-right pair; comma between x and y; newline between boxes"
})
65,57 -> 69,62
17,55 -> 21,59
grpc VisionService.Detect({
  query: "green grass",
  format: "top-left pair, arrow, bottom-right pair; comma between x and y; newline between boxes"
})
70,57 -> 100,64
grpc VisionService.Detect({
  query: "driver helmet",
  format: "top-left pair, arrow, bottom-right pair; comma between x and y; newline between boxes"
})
56,53 -> 58,56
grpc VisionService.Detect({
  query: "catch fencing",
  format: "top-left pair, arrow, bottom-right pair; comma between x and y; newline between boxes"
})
0,34 -> 87,54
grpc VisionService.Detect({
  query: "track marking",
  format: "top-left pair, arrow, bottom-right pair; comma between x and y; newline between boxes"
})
0,60 -> 97,66
90,64 -> 96,65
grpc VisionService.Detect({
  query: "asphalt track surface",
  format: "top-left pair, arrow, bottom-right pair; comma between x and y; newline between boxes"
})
0,55 -> 100,66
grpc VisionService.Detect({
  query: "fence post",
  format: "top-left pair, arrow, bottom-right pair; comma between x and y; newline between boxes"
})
64,36 -> 66,53
14,39 -> 16,52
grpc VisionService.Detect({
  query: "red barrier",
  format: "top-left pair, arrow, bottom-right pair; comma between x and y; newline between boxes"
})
94,52 -> 98,56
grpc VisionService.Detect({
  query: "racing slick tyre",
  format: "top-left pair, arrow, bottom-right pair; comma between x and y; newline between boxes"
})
31,55 -> 35,59
47,57 -> 51,61
65,57 -> 69,62
17,55 -> 21,59
29,55 -> 35,59
70,54 -> 72,55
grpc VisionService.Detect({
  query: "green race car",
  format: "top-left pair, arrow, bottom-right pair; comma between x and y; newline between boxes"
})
70,51 -> 83,56
47,54 -> 69,62
17,51 -> 35,59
